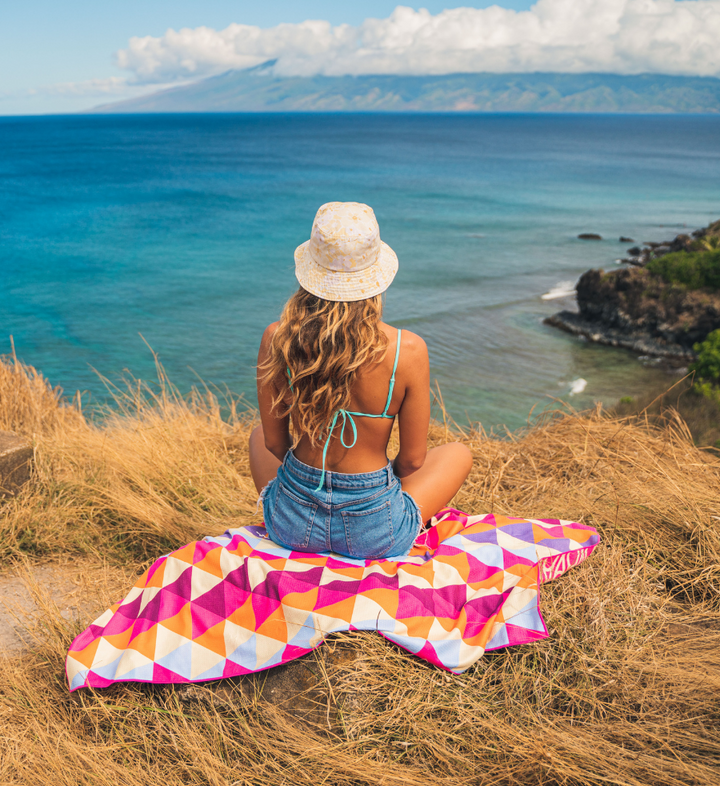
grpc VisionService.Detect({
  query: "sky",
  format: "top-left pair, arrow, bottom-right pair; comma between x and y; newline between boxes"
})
2,1 -> 720,115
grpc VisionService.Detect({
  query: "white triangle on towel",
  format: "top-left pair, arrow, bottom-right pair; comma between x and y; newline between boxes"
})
190,641 -> 226,679
246,558 -> 275,591
115,647 -> 155,679
219,547 -> 243,579
496,529 -> 538,554
190,565 -> 225,601
254,632 -> 288,669
501,585 -> 538,618
162,556 -> 193,587
154,624 -> 192,661
92,638 -> 126,670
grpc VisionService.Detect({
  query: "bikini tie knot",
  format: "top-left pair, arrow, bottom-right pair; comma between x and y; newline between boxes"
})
315,409 -> 358,491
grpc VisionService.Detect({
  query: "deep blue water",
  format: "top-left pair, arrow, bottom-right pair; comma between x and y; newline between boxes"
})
1,113 -> 719,428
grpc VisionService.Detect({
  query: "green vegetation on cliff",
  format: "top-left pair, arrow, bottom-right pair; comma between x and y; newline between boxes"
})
647,248 -> 720,290
691,329 -> 720,407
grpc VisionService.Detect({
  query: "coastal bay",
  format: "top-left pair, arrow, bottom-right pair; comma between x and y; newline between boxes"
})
2,112 -> 719,428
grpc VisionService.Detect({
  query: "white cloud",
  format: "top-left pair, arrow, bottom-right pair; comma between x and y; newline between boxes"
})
116,1 -> 720,84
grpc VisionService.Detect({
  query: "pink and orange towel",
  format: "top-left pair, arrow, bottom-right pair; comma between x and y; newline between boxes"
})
66,509 -> 600,690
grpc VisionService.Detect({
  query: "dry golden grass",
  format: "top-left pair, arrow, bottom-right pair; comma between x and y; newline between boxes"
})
1,353 -> 720,785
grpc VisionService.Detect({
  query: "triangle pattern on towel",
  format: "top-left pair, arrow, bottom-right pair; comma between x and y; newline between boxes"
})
67,508 -> 600,690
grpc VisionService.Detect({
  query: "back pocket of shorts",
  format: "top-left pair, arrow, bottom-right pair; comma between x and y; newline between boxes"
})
341,501 -> 394,559
270,482 -> 318,551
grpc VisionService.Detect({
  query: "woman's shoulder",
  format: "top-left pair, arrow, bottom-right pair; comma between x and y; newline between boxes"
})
382,324 -> 428,359
258,322 -> 281,362
260,321 -> 281,344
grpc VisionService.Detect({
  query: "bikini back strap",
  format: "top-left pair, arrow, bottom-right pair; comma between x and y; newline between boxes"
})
314,409 -> 358,492
381,328 -> 402,417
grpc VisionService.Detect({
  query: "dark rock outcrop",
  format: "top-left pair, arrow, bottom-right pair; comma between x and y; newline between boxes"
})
546,220 -> 720,358
621,222 -> 720,267
578,233 -> 602,240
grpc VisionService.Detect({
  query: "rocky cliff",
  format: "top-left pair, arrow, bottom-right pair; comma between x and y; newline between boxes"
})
546,221 -> 720,359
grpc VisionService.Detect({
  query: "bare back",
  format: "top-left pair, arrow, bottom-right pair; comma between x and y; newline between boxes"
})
256,321 -> 431,477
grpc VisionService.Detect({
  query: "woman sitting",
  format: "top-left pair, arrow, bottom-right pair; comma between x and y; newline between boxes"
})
249,201 -> 472,560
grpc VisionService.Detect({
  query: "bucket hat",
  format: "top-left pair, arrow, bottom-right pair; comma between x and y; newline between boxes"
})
294,202 -> 398,302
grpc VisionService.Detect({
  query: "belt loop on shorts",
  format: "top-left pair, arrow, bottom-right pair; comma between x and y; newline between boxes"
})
386,463 -> 393,487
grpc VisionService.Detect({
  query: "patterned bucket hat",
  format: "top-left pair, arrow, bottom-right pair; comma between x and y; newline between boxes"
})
294,202 -> 398,302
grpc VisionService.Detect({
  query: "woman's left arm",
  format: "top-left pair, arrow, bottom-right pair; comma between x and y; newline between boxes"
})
257,323 -> 292,461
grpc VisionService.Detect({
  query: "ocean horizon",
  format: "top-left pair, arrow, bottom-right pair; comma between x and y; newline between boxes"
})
2,112 -> 719,429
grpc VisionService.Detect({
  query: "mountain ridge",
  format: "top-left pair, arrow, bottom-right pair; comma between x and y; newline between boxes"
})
91,67 -> 720,114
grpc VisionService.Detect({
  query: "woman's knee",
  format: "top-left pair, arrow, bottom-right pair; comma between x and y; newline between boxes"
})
447,441 -> 473,475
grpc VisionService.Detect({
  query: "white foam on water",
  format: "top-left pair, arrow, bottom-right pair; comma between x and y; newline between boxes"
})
541,280 -> 576,300
569,378 -> 587,395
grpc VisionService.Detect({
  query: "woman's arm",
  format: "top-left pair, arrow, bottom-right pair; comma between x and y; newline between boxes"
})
392,331 -> 431,478
256,322 -> 293,462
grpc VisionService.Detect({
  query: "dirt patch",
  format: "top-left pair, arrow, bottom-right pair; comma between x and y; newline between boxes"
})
0,558 -> 136,655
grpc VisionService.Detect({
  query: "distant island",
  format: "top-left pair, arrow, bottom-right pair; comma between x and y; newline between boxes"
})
91,65 -> 720,114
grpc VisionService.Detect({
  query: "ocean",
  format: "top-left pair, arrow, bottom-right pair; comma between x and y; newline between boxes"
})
1,113 -> 719,429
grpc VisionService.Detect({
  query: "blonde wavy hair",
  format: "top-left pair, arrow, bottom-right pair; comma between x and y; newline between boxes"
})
259,287 -> 389,446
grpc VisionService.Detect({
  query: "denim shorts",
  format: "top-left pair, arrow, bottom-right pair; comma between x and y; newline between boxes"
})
260,450 -> 423,560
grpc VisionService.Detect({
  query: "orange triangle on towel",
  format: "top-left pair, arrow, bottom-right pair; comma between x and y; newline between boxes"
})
69,637 -> 100,669
283,586 -> 319,612
145,560 -> 166,589
194,620 -> 227,657
227,596 -> 255,630
402,616 -> 432,639
325,563 -> 365,580
158,603 -> 193,638
127,625 -> 158,661
192,550 -> 225,579
311,597 -> 356,625
172,543 -> 197,565
256,607 -> 289,642
362,587 -> 399,618
103,627 -> 134,651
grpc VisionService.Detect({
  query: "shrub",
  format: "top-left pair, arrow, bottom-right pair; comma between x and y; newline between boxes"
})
646,248 -> 720,290
691,329 -> 720,384
690,329 -> 720,407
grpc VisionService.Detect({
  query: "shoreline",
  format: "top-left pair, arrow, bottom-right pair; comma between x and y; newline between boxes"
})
544,311 -> 695,361
545,219 -> 720,361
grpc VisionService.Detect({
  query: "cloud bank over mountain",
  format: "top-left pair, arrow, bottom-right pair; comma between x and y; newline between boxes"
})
116,0 -> 720,85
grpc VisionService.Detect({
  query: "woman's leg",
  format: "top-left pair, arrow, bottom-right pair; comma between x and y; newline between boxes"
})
249,425 -> 283,493
399,442 -> 473,523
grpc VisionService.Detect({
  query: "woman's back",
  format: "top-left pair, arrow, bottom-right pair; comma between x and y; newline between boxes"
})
259,320 -> 431,477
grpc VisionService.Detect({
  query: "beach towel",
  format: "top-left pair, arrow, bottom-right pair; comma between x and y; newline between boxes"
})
66,508 -> 600,690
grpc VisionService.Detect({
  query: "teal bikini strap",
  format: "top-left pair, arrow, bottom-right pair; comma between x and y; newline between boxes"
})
312,328 -> 402,492
381,328 -> 402,417
315,409 -> 358,491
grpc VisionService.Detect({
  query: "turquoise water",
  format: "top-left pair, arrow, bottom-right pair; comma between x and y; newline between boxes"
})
1,113 -> 719,428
